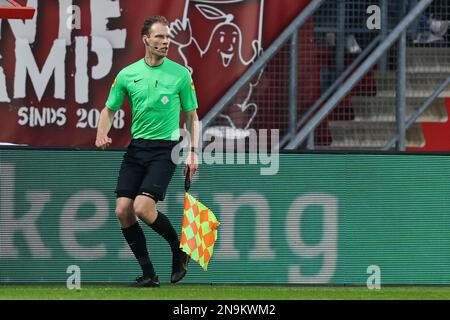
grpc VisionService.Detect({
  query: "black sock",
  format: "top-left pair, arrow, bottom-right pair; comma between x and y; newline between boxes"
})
150,211 -> 180,254
121,222 -> 155,277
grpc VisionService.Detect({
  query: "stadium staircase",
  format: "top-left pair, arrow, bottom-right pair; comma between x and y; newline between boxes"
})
325,47 -> 450,149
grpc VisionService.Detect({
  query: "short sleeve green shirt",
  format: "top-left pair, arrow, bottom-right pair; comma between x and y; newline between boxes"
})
106,58 -> 198,141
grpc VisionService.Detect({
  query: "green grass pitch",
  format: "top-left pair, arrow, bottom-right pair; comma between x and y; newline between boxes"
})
0,285 -> 449,300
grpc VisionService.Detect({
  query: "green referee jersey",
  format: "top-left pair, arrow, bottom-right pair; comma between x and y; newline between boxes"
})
106,58 -> 198,141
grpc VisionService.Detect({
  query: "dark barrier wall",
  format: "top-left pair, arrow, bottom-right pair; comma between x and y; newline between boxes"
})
0,149 -> 449,284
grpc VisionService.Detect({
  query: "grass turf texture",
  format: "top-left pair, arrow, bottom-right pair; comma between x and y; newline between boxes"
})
0,285 -> 449,300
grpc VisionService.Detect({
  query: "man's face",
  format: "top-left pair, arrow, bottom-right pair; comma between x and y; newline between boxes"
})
144,22 -> 170,57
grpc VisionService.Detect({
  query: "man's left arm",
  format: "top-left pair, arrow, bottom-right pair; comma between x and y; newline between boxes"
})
184,109 -> 199,181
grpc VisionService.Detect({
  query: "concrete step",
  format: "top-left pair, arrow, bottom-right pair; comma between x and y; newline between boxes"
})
350,96 -> 447,122
406,47 -> 450,73
316,47 -> 450,150
327,121 -> 424,148
375,72 -> 450,98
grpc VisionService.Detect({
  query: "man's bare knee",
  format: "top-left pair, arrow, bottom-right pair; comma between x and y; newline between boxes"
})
134,196 -> 157,224
116,198 -> 136,227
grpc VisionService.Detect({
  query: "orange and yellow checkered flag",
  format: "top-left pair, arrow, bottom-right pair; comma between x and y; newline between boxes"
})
180,192 -> 220,271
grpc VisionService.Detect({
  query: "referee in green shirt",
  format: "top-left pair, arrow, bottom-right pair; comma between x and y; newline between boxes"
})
95,16 -> 199,287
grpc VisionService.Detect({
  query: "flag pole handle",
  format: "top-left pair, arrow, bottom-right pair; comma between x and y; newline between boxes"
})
184,167 -> 191,192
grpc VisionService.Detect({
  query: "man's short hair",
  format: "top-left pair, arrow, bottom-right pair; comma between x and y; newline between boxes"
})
141,16 -> 169,36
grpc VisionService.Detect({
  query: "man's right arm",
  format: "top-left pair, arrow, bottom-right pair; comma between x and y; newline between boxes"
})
95,107 -> 116,149
96,72 -> 127,149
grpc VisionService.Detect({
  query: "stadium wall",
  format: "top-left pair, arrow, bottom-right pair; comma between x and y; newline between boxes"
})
0,148 -> 449,285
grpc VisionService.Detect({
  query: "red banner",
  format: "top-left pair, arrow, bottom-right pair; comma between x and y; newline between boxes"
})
0,0 -> 310,147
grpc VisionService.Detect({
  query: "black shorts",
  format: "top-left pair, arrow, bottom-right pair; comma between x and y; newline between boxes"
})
115,139 -> 178,202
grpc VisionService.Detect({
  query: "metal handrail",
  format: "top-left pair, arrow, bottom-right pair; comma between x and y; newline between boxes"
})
278,34 -> 382,149
200,0 -> 326,130
383,76 -> 450,150
285,0 -> 435,150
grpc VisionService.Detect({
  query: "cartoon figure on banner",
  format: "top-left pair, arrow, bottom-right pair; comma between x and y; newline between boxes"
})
169,0 -> 265,139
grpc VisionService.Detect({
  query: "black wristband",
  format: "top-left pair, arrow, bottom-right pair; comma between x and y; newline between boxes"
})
190,147 -> 199,154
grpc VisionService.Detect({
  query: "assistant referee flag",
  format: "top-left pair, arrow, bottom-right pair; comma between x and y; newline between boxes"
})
180,172 -> 220,271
